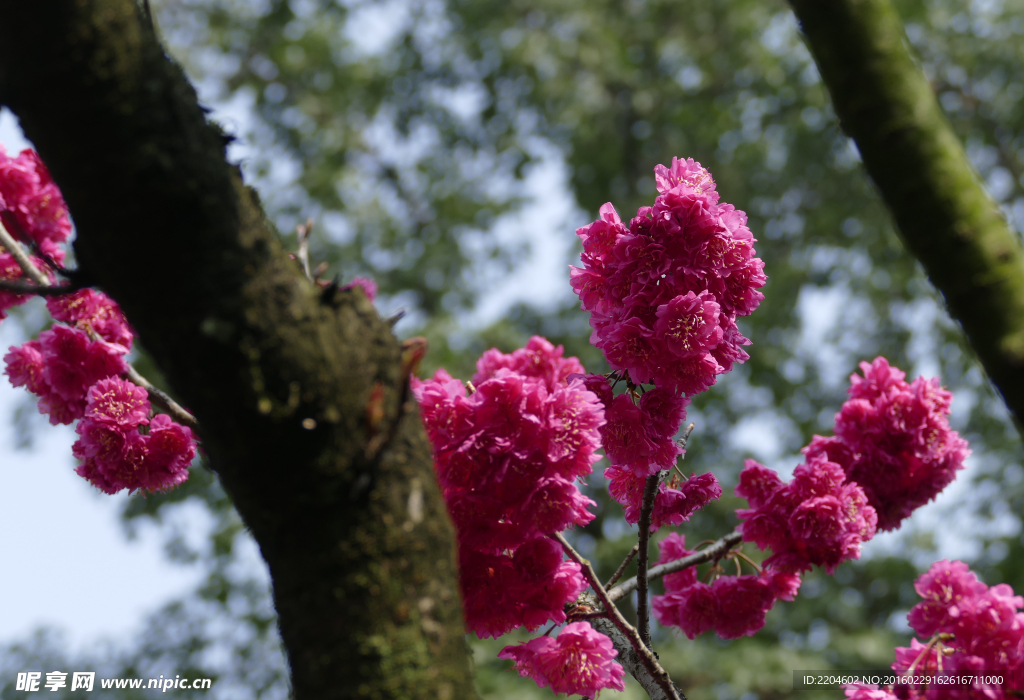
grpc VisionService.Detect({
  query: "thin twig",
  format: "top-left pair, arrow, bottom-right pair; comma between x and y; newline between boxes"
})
0,279 -> 84,296
636,471 -> 663,650
607,530 -> 743,604
84,330 -> 200,431
295,219 -> 313,282
123,364 -> 199,432
0,220 -> 49,286
553,532 -> 683,700
605,543 -> 639,588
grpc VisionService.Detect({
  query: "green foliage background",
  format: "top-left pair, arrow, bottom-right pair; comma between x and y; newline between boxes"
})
2,0 -> 1024,697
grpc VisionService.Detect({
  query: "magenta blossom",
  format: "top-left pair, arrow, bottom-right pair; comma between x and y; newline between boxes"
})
498,622 -> 626,697
570,157 -> 764,395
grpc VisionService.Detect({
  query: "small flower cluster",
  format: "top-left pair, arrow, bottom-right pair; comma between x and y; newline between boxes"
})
1,150 -> 197,494
570,157 -> 765,396
804,357 -> 969,531
575,372 -> 721,531
0,147 -> 70,318
4,323 -> 129,426
73,378 -> 195,493
498,622 -> 626,697
651,533 -> 801,640
735,456 -> 878,574
413,337 -> 605,638
845,560 -> 1024,700
342,276 -> 377,301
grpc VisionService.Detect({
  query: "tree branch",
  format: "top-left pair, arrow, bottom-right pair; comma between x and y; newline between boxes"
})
0,219 -> 49,286
607,530 -> 743,604
636,471 -> 662,650
554,532 -> 683,700
606,543 -> 639,589
0,278 -> 83,296
787,0 -> 1024,433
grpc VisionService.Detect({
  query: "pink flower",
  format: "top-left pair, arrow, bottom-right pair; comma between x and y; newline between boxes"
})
805,358 -> 969,531
842,684 -> 898,700
498,623 -> 625,697
473,336 -> 585,393
652,550 -> 801,640
570,158 -> 763,397
886,561 -> 1024,700
414,338 -> 604,637
47,289 -> 134,348
71,378 -> 196,494
735,456 -> 877,574
0,147 -> 72,247
654,291 -> 723,358
459,539 -> 586,638
343,276 -> 377,301
84,377 -> 150,428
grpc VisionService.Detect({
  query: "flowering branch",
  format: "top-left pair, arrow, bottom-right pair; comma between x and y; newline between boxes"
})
635,422 -> 696,650
553,532 -> 683,700
607,530 -> 743,604
0,219 -> 49,286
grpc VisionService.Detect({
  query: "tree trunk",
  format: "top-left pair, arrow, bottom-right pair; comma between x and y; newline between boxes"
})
788,0 -> 1024,433
0,2 -> 477,698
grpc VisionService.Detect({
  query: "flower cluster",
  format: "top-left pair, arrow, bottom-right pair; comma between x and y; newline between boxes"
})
574,372 -> 721,530
1,149 -> 197,495
570,158 -> 765,396
413,336 -> 605,638
0,146 -> 70,318
845,560 -> 1023,700
804,357 -> 969,531
735,456 -> 878,574
4,324 -> 129,426
498,622 -> 626,697
652,533 -> 801,639
72,378 -> 195,494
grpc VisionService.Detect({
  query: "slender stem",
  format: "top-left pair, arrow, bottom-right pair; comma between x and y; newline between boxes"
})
124,364 -> 199,431
636,471 -> 662,650
296,219 -> 313,281
605,543 -> 639,589
0,279 -> 83,296
0,219 -> 49,285
3,222 -> 197,431
608,530 -> 742,604
553,532 -> 682,700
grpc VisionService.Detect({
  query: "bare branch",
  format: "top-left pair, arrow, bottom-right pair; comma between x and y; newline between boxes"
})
123,363 -> 199,432
608,530 -> 743,604
636,471 -> 662,650
0,219 -> 49,286
0,278 -> 85,296
295,218 -> 313,282
605,543 -> 639,589
553,532 -> 683,700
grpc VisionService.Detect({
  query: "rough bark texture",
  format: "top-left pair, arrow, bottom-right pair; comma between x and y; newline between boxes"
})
788,0 -> 1024,431
0,2 -> 477,698
579,592 -> 686,700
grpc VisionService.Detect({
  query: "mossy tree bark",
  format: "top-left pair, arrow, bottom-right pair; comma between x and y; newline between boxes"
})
0,2 -> 477,698
787,0 -> 1024,432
